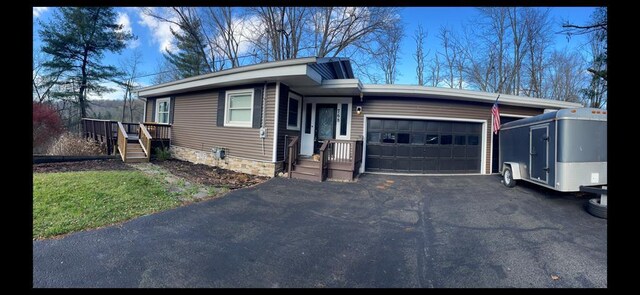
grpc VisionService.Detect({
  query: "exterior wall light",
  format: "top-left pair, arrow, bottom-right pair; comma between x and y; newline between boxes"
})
356,106 -> 363,115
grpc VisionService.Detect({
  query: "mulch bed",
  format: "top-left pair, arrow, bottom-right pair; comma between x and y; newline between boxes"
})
154,159 -> 269,189
33,159 -> 133,173
33,158 -> 269,190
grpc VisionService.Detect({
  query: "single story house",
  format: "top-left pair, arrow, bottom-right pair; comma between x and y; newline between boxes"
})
136,57 -> 581,181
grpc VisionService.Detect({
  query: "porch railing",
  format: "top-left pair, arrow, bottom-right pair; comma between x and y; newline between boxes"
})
326,139 -> 363,172
116,122 -> 128,162
81,118 -> 117,155
81,118 -> 172,156
143,122 -> 171,140
138,123 -> 152,157
287,136 -> 300,178
319,140 -> 330,181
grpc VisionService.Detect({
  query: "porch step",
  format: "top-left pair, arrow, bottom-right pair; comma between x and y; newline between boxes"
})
297,158 -> 321,167
125,156 -> 148,163
290,170 -> 322,182
293,164 -> 319,175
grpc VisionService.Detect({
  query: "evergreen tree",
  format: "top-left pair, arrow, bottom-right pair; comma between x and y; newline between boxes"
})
38,7 -> 134,119
164,18 -> 210,79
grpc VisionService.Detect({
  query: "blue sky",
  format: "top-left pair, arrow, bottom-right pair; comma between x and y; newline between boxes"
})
33,7 -> 597,100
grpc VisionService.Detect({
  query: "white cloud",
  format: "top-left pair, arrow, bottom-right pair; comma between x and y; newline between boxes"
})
137,7 -> 179,53
33,7 -> 49,18
116,12 -> 140,48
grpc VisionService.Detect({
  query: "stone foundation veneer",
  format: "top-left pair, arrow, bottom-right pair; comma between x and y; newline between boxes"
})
170,146 -> 277,177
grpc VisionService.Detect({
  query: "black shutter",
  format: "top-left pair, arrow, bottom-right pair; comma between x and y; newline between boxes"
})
169,97 -> 175,124
252,87 -> 263,129
216,91 -> 225,126
151,99 -> 156,122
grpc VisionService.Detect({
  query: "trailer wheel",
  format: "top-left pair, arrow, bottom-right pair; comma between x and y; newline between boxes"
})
586,198 -> 607,219
502,166 -> 516,188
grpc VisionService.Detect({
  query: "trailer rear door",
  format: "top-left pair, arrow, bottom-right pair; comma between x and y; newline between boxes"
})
530,125 -> 549,183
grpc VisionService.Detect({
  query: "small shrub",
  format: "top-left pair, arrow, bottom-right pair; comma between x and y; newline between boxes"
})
47,132 -> 105,156
155,147 -> 171,161
33,102 -> 64,153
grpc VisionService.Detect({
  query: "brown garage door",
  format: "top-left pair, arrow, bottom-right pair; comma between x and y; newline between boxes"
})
366,118 -> 482,173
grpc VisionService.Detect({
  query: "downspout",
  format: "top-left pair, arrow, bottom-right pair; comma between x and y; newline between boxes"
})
272,82 -> 281,163
262,82 -> 267,155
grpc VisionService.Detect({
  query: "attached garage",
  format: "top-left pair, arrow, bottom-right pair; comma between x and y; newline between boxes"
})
365,118 -> 483,173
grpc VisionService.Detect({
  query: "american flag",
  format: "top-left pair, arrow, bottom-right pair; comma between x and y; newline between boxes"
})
491,96 -> 500,134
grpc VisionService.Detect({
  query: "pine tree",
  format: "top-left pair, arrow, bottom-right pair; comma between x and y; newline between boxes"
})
164,18 -> 210,79
38,7 -> 134,119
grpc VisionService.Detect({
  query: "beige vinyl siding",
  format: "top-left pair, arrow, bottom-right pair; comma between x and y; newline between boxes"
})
171,84 -> 276,162
350,96 -> 544,174
145,99 -> 154,122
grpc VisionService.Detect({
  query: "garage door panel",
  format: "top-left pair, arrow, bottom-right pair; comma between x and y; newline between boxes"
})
396,145 -> 411,157
396,159 -> 413,171
367,145 -> 382,156
369,119 -> 383,130
424,147 -> 439,157
411,146 -> 424,157
466,146 -> 480,158
380,145 -> 395,157
452,146 -> 466,158
410,160 -> 423,171
423,159 -> 439,171
366,118 -> 482,174
439,147 -> 452,157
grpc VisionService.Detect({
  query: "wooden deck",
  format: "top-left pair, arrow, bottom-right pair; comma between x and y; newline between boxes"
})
81,118 -> 171,162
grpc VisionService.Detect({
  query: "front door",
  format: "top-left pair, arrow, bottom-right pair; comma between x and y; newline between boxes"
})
530,125 -> 549,183
314,104 -> 337,152
300,97 -> 352,156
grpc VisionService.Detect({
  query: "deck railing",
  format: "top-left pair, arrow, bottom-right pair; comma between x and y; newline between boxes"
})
287,136 -> 300,178
138,123 -> 152,158
143,122 -> 171,140
81,118 -> 117,155
326,140 -> 363,172
116,122 -> 128,162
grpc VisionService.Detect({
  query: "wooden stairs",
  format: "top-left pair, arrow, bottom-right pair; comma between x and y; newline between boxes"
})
289,158 -> 323,181
124,140 -> 149,163
117,122 -> 152,163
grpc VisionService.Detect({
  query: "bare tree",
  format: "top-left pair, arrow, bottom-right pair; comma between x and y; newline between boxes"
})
438,26 -> 462,88
506,8 -> 527,95
413,24 -> 429,85
581,30 -> 607,108
372,21 -> 404,84
116,49 -> 144,122
205,7 -> 243,67
521,8 -> 553,98
427,53 -> 441,87
310,7 -> 400,58
544,49 -> 585,102
247,7 -> 308,62
33,50 -> 63,103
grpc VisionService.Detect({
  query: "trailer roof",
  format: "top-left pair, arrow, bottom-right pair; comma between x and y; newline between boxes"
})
501,108 -> 607,129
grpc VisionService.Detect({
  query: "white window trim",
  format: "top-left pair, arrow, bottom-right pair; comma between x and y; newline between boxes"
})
224,89 -> 254,128
155,97 -> 170,124
336,102 -> 352,140
286,92 -> 302,131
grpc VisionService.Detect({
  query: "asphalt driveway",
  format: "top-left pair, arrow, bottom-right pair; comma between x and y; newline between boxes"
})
33,174 -> 607,288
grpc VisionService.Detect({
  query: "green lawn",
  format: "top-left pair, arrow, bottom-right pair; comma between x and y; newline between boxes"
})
33,171 -> 179,239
